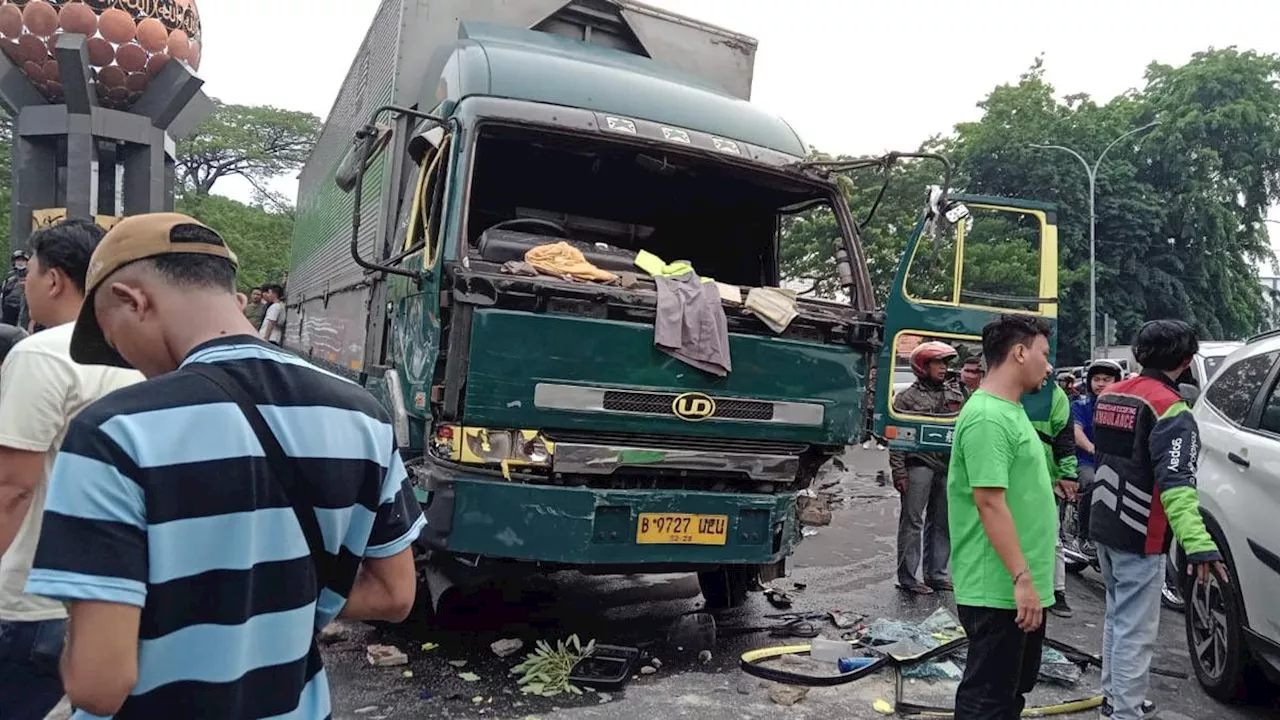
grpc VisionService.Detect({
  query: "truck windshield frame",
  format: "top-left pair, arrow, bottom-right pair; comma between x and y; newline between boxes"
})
442,98 -> 872,309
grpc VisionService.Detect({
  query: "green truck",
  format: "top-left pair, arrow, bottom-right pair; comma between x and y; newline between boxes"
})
286,0 -> 1060,609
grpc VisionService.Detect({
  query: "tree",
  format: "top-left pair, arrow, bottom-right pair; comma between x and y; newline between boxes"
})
176,193 -> 293,292
778,150 -> 952,304
946,51 -> 1280,363
175,100 -> 320,199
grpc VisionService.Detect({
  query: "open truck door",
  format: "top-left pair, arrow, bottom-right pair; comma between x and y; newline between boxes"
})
875,194 -> 1059,450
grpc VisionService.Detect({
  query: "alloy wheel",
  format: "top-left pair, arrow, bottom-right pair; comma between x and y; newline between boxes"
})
1189,576 -> 1230,680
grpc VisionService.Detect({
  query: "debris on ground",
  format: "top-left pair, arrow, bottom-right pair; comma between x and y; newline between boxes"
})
448,659 -> 469,668
767,682 -> 810,706
402,669 -> 414,678
764,587 -> 794,608
901,659 -> 963,680
491,638 -> 525,658
829,610 -> 864,629
802,527 -> 821,537
421,642 -> 440,652
597,692 -> 613,703
650,658 -> 663,669
511,635 -> 595,697
698,649 -> 713,664
318,622 -> 349,645
856,607 -> 965,661
1038,647 -> 1084,686
797,495 -> 833,527
353,706 -> 394,719
872,698 -> 895,715
667,613 -> 716,653
366,644 -> 408,667
639,665 -> 658,675
459,672 -> 482,682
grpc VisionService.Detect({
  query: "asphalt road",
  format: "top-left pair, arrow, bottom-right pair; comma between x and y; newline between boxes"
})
323,448 -> 1279,719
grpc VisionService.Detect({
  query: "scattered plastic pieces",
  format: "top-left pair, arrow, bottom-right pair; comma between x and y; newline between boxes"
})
448,659 -> 468,668
873,698 -> 895,715
491,638 -> 524,658
901,659 -> 963,681
402,669 -> 414,678
829,610 -> 863,629
421,642 -> 439,652
459,672 -> 481,682
366,644 -> 408,667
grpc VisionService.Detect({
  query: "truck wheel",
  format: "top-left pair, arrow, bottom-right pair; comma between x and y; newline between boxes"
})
698,566 -> 755,609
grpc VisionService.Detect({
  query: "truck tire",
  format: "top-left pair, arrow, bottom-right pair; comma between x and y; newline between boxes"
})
698,566 -> 755,609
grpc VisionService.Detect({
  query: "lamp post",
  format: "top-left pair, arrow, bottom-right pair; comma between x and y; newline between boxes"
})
1031,120 -> 1160,361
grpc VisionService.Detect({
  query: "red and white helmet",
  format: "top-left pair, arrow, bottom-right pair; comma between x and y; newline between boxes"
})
910,341 -> 959,378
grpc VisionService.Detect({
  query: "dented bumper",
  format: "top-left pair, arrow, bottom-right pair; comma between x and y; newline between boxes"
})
414,457 -> 800,566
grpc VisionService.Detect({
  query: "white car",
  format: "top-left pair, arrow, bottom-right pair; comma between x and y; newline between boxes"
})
1183,335 -> 1280,700
1191,340 -> 1244,387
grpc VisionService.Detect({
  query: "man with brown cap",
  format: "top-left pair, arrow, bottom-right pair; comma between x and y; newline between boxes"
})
23,213 -> 425,718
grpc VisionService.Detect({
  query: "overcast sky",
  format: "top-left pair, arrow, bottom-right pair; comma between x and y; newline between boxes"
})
198,0 -> 1280,264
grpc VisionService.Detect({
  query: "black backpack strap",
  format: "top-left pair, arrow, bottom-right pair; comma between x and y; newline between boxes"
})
1036,429 -> 1055,446
186,363 -> 333,594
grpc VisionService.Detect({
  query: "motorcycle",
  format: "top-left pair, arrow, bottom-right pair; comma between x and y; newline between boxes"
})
1059,492 -> 1185,612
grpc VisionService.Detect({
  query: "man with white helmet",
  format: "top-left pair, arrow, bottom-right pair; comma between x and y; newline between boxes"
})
890,340 -> 968,594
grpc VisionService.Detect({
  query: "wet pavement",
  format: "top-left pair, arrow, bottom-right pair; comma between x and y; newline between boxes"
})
324,448 -> 1279,719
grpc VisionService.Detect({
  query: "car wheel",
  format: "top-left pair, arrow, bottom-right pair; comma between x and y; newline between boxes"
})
1184,528 -> 1250,701
698,566 -> 754,609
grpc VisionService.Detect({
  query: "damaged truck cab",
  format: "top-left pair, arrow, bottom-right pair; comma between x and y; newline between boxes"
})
288,0 -> 895,608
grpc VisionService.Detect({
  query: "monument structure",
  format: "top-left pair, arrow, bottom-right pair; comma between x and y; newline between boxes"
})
0,0 -> 211,246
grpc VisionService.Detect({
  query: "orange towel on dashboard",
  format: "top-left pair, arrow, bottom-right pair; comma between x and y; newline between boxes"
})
524,242 -> 618,283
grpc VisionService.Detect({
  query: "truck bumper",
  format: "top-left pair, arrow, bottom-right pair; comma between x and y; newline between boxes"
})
414,460 -> 800,566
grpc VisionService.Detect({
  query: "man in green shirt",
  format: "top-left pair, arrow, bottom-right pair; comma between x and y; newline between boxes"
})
948,314 -> 1058,719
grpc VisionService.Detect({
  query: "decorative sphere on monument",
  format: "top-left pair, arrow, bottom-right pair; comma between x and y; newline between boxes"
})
0,1 -> 201,110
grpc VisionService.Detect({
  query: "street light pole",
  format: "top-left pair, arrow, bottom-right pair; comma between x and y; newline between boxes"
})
1031,120 -> 1160,361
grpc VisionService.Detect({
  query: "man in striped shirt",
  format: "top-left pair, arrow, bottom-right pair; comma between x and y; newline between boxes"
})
24,213 -> 425,718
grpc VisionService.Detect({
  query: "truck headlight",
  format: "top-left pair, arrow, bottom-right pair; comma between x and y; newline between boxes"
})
435,426 -> 555,478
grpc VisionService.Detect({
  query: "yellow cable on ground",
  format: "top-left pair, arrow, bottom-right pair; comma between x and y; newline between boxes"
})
900,695 -> 1103,718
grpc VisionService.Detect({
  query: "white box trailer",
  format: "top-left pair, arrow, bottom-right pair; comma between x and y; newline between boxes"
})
285,0 -> 758,373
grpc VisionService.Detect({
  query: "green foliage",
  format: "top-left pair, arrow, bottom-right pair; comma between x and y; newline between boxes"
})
510,634 -> 595,698
176,99 -> 321,205
176,193 -> 292,292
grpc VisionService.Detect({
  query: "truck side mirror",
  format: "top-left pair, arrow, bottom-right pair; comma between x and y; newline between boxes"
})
335,125 -> 393,193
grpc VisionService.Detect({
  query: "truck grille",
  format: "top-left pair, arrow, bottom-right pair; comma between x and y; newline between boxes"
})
546,430 -> 807,456
601,390 -> 774,421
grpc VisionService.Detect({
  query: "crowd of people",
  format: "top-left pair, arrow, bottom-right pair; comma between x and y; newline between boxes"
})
891,316 -> 1225,720
0,218 -> 1235,720
0,215 -> 420,719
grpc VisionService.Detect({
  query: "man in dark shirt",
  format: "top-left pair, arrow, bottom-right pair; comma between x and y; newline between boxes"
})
24,213 -> 425,718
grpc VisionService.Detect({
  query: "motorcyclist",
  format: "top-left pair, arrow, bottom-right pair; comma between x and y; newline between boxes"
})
1071,359 -> 1124,558
889,341 -> 968,594
0,250 -> 28,326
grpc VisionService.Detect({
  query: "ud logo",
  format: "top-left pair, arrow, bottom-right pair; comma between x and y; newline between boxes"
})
672,392 -> 716,421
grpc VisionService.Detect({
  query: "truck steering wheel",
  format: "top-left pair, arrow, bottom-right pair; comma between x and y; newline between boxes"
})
490,218 -> 570,238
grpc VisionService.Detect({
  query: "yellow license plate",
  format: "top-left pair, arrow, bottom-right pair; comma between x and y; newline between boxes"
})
635,513 -> 729,545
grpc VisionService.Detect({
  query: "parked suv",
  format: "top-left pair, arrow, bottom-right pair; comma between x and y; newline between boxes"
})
1183,335 -> 1280,700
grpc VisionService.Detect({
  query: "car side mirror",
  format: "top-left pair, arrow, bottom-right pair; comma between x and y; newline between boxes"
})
1178,383 -> 1200,408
